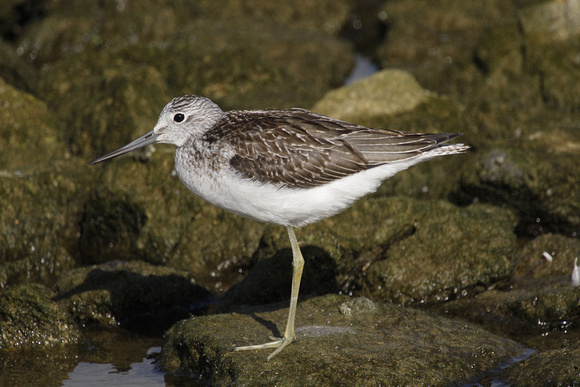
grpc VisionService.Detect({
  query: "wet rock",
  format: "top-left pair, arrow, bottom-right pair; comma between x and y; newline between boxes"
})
520,1 -> 580,112
16,0 -> 352,65
85,155 -> 266,292
79,188 -> 148,265
431,233 -> 580,339
55,260 -> 210,330
0,346 -> 82,386
519,0 -> 580,112
519,0 -> 580,43
358,200 -> 516,304
502,344 -> 580,386
526,37 -> 580,112
378,0 -> 519,95
226,197 -> 517,307
1,0 -> 579,384
0,284 -> 82,348
0,157 -> 89,288
37,52 -> 171,158
0,40 -> 36,91
160,295 -> 523,385
15,0 -> 202,64
0,79 -> 89,287
313,69 -> 471,200
0,77 -> 67,171
223,242 -> 338,306
459,143 -> 580,236
474,23 -> 524,80
160,19 -> 354,110
437,281 -> 580,340
338,296 -> 376,316
18,0 -> 354,112
196,0 -> 350,37
313,69 -> 430,124
515,233 -> 580,280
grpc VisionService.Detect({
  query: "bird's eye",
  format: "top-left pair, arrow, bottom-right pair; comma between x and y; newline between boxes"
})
173,113 -> 185,123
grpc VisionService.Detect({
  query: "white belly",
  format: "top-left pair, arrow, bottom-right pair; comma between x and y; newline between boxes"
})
174,148 -> 433,227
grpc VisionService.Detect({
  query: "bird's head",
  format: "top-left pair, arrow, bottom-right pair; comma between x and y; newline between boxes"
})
89,95 -> 224,164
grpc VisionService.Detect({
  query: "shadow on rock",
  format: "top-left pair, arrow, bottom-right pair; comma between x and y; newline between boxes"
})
54,261 -> 211,334
221,245 -> 339,308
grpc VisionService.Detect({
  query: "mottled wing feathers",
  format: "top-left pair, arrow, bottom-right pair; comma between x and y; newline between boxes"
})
204,108 -> 461,189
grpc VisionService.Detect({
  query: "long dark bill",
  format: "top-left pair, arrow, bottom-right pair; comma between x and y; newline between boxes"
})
88,131 -> 160,165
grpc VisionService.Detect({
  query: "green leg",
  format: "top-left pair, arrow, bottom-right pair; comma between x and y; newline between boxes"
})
233,226 -> 305,361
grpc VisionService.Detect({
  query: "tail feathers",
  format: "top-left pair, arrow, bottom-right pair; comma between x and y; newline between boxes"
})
425,143 -> 470,157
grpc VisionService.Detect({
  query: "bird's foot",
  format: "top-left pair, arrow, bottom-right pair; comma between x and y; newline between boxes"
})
234,335 -> 294,361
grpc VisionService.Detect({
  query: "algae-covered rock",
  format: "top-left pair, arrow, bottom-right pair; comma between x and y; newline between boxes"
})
226,197 -> 517,307
0,79 -> 90,287
459,144 -> 580,235
377,0 -> 517,95
474,23 -> 524,79
0,158 -> 87,289
55,261 -> 210,329
312,69 -> 471,201
37,52 -> 171,158
503,344 -> 580,386
518,0 -> 580,111
519,0 -> 580,43
223,241 -> 338,307
79,188 -> 148,265
430,233 -> 580,338
515,233 -> 580,280
359,200 -> 517,304
160,295 -> 523,385
195,0 -> 350,37
312,69 -> 430,124
0,347 -> 81,387
84,154 -> 266,292
1,0 -> 579,384
157,19 -> 353,111
438,282 -> 580,339
0,77 -> 66,171
17,0 -> 352,65
22,0 -> 354,114
0,40 -> 37,91
0,284 -> 82,348
526,38 -> 580,112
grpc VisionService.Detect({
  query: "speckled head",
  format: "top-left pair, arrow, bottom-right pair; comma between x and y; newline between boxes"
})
88,95 -> 224,164
154,95 -> 225,147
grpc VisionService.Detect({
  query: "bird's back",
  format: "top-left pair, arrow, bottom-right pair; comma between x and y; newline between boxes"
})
203,108 -> 465,190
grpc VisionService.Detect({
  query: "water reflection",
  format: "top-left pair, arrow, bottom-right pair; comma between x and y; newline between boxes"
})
63,347 -> 163,386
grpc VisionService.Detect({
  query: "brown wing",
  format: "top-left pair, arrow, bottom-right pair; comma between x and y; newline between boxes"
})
204,108 -> 461,189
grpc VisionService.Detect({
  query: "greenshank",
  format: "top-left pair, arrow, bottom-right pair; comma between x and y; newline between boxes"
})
90,95 -> 469,360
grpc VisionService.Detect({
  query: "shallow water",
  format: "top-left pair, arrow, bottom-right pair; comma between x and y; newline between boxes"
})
0,333 -> 199,386
62,347 -> 164,387
344,54 -> 379,85
3,302 -> 575,386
